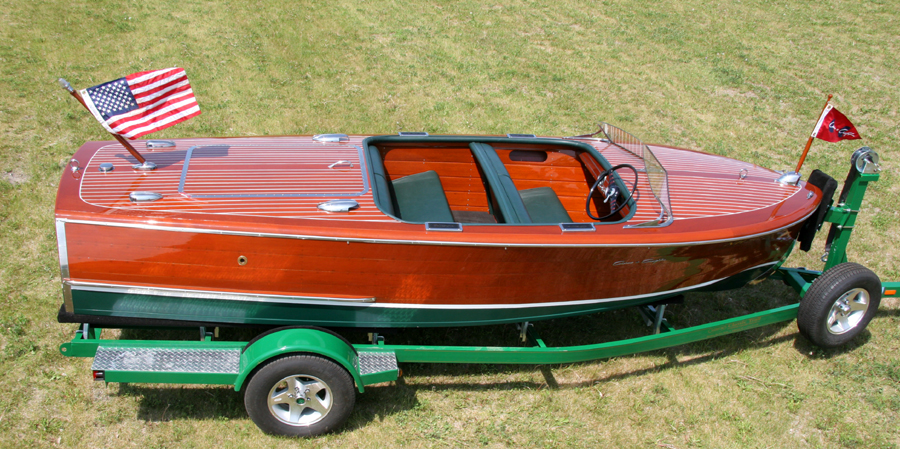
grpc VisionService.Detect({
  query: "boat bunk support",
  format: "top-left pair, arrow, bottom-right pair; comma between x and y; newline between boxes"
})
375,304 -> 800,365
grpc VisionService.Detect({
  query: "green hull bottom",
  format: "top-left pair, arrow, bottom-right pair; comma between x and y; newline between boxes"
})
69,289 -> 669,328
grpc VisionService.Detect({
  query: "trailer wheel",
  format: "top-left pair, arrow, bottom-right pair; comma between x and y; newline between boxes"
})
244,355 -> 355,437
797,262 -> 881,348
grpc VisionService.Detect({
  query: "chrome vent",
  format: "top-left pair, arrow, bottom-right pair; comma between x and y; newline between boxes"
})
317,199 -> 360,212
146,140 -> 176,148
313,134 -> 350,143
129,191 -> 163,202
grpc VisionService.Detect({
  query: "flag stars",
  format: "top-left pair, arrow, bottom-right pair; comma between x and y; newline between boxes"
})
87,78 -> 138,119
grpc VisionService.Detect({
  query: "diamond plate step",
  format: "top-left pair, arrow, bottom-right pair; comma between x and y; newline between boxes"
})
358,351 -> 397,375
92,346 -> 241,374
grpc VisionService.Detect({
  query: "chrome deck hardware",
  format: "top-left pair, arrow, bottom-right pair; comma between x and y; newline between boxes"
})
132,161 -> 158,171
129,191 -> 163,202
776,171 -> 801,186
560,223 -> 595,232
317,199 -> 360,212
425,222 -> 463,232
313,134 -> 350,143
328,160 -> 354,169
146,140 -> 176,149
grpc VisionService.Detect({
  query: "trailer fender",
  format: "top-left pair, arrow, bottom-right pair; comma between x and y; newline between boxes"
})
235,328 -> 363,393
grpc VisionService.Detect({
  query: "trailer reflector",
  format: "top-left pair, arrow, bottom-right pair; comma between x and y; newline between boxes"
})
92,370 -> 105,381
884,289 -> 896,296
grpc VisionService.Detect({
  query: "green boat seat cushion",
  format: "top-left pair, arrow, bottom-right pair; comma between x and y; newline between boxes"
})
469,143 -> 532,224
519,187 -> 572,223
391,170 -> 455,223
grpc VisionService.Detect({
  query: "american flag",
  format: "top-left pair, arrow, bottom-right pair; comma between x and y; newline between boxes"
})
80,67 -> 201,139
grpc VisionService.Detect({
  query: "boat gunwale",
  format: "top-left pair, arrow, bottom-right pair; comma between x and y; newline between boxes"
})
56,204 -> 816,248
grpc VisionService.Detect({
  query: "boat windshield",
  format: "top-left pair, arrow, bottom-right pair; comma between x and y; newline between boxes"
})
599,123 -> 674,227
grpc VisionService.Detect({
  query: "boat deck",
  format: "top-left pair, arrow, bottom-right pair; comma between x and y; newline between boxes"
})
75,135 -> 800,224
594,141 -> 798,222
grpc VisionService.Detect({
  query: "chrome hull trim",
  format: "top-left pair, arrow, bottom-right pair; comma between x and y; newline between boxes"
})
66,281 -> 376,305
55,220 -> 69,278
57,209 -> 813,248
55,220 -> 74,312
66,262 -> 776,311
62,283 -> 73,313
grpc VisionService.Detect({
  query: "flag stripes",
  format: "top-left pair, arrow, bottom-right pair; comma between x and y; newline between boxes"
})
80,67 -> 200,139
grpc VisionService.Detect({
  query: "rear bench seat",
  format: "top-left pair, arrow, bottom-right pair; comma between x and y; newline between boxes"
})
368,146 -> 454,222
391,170 -> 454,222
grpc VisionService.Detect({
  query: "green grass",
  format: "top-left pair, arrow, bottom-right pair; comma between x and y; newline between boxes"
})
2,0 -> 899,447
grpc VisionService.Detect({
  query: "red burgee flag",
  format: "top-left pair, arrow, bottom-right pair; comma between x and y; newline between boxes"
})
79,67 -> 201,139
812,105 -> 861,142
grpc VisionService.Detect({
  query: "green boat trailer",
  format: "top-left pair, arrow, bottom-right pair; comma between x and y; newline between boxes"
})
58,147 -> 897,437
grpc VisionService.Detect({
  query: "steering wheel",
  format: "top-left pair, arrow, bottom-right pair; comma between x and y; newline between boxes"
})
585,163 -> 639,221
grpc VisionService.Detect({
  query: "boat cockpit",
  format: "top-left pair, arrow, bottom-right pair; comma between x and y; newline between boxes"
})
364,134 -> 639,227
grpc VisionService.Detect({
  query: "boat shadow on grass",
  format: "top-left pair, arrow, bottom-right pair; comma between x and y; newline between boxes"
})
114,383 -> 248,424
110,279 -> 888,428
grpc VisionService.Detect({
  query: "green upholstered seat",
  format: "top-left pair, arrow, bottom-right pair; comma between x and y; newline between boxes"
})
469,142 -> 533,224
391,170 -> 455,223
519,187 -> 572,223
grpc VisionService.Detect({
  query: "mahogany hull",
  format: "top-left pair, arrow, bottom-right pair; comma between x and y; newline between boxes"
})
57,218 -> 801,327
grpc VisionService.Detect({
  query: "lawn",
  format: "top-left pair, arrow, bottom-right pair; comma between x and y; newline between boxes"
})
1,0 -> 898,447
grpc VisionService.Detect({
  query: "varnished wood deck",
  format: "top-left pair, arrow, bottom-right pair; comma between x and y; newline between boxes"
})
74,135 -> 801,224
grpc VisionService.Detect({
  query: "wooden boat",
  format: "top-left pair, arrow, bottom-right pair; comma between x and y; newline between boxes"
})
54,125 -> 822,328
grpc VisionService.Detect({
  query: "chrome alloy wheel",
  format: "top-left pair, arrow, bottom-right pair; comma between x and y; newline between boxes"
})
826,288 -> 869,335
267,374 -> 333,426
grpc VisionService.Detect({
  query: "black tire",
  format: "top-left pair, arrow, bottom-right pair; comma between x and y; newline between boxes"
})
244,355 -> 355,437
797,262 -> 881,348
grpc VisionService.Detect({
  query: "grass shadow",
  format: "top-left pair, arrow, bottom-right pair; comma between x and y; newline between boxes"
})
353,279 -> 802,379
791,328 -> 874,359
115,383 -> 246,423
102,278 -> 894,428
410,337 -> 798,389
112,374 -> 421,432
